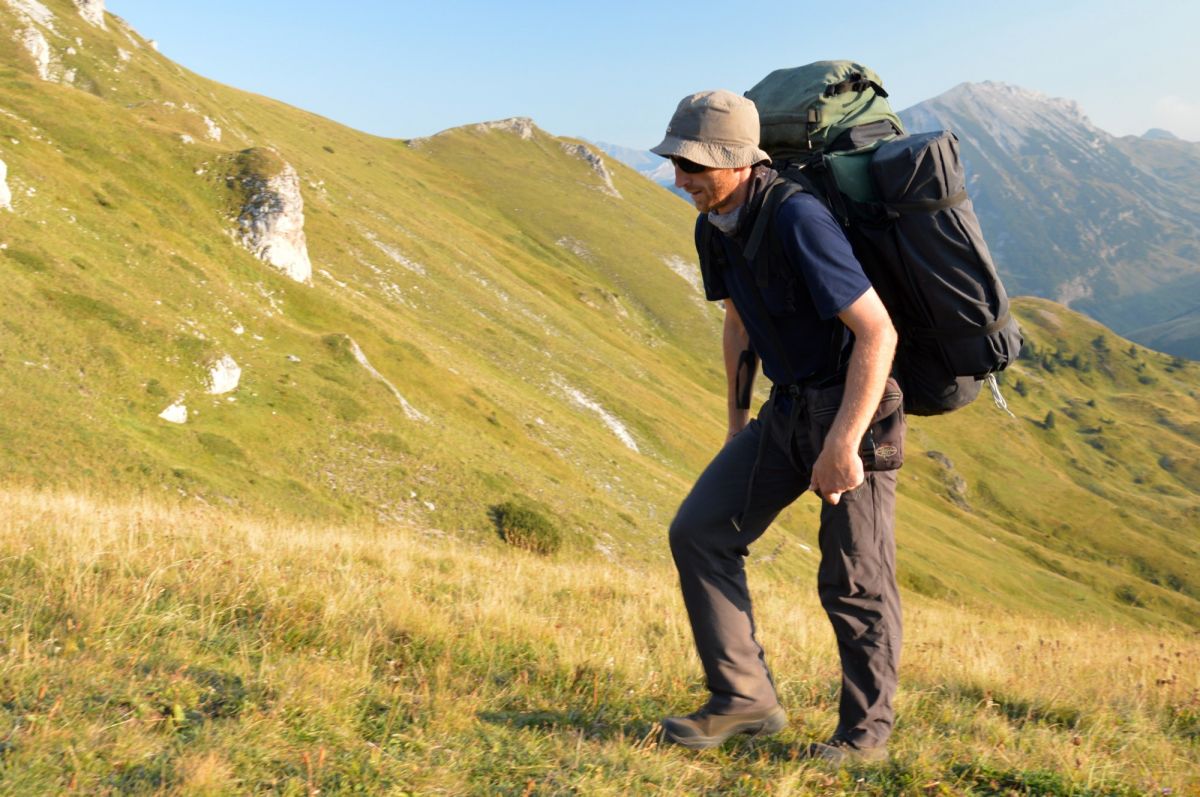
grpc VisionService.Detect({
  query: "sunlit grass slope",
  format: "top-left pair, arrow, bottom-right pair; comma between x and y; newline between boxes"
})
0,1 -> 725,556
0,490 -> 1195,795
0,2 -> 1197,631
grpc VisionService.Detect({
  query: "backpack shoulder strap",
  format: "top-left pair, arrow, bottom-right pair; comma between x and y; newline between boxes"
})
696,214 -> 729,295
744,174 -> 812,286
744,172 -> 851,382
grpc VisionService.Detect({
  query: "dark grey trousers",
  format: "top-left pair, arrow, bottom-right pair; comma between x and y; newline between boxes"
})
668,397 -> 902,748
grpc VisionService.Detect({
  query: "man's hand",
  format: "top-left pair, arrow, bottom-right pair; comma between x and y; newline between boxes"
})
811,287 -> 897,505
809,432 -> 863,505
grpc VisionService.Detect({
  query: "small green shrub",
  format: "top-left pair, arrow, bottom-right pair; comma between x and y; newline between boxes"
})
492,500 -> 560,555
5,248 -> 49,272
1115,584 -> 1144,607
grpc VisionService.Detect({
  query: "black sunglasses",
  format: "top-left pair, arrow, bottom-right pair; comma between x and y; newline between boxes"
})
670,156 -> 710,174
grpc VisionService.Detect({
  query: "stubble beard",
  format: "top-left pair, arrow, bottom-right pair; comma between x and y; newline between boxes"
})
701,171 -> 742,214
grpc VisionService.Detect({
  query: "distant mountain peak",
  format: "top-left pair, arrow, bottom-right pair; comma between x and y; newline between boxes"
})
902,80 -> 1107,160
934,81 -> 1096,128
1142,127 -> 1180,141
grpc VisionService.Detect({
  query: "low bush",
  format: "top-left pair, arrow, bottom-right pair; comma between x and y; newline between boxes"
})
492,500 -> 560,555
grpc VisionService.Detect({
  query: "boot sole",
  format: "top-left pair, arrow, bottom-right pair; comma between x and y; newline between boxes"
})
662,707 -> 787,750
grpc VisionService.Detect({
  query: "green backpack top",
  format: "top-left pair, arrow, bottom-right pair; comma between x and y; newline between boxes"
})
746,61 -> 903,160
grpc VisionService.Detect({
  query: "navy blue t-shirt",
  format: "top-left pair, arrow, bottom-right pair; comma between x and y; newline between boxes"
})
697,192 -> 871,385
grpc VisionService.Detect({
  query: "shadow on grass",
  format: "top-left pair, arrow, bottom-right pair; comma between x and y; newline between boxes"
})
478,708 -> 659,744
943,681 -> 1084,729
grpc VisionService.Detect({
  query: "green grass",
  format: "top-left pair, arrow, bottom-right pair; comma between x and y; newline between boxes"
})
0,490 -> 1194,795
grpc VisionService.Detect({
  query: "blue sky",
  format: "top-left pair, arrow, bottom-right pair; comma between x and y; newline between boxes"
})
107,0 -> 1200,148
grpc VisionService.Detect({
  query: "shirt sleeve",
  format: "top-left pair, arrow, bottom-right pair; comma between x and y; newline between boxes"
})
693,215 -> 730,302
775,193 -> 871,319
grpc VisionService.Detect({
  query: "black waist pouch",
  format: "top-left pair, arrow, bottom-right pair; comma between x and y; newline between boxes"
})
804,376 -> 905,471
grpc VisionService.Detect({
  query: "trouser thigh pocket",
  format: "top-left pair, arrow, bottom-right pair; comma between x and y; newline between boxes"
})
817,475 -> 884,597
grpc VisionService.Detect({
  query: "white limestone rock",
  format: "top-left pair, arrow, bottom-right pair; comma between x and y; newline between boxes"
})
203,116 -> 222,142
560,142 -> 621,198
73,0 -> 104,28
554,376 -> 639,453
159,401 -> 188,424
18,26 -> 54,81
475,117 -> 535,140
206,355 -> 241,395
235,156 -> 313,284
345,336 -> 426,421
5,0 -> 56,31
661,254 -> 703,294
0,159 -> 11,212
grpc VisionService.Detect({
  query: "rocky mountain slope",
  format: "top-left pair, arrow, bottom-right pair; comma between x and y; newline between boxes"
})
900,81 -> 1200,358
1,1 -> 1198,630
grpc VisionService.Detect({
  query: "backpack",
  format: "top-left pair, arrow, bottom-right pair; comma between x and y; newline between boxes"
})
739,61 -> 1023,416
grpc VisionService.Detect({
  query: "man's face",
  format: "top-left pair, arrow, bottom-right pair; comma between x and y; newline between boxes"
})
673,160 -> 751,214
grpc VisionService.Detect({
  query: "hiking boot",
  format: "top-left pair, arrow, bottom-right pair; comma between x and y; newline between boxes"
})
803,737 -> 888,765
661,704 -> 787,750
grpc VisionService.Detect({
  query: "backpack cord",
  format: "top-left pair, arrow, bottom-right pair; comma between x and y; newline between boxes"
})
984,373 -> 1015,418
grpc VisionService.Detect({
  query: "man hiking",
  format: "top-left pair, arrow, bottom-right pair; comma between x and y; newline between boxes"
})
652,89 -> 902,763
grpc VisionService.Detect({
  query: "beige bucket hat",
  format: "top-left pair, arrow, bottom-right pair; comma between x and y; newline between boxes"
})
651,89 -> 771,169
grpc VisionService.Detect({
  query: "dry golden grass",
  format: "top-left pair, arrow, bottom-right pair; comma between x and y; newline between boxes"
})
0,487 -> 1195,795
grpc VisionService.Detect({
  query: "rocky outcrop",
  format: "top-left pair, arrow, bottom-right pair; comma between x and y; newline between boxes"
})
203,116 -> 222,142
4,0 -> 61,81
206,355 -> 241,395
73,0 -> 104,28
18,25 -> 54,81
475,117 -> 535,140
0,159 -> 11,211
159,401 -> 187,424
5,0 -> 56,31
927,450 -> 969,510
560,142 -> 620,198
232,148 -> 312,284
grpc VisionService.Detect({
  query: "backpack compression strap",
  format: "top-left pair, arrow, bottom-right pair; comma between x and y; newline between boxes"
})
823,73 -> 889,99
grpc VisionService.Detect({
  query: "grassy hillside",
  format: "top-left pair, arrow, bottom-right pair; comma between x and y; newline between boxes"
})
0,490 -> 1195,795
1,2 -> 1197,631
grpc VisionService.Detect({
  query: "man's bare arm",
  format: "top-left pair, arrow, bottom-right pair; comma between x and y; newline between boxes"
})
809,287 -> 897,505
722,300 -> 754,443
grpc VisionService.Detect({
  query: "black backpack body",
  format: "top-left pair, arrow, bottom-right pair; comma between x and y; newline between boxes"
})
740,63 -> 1023,415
